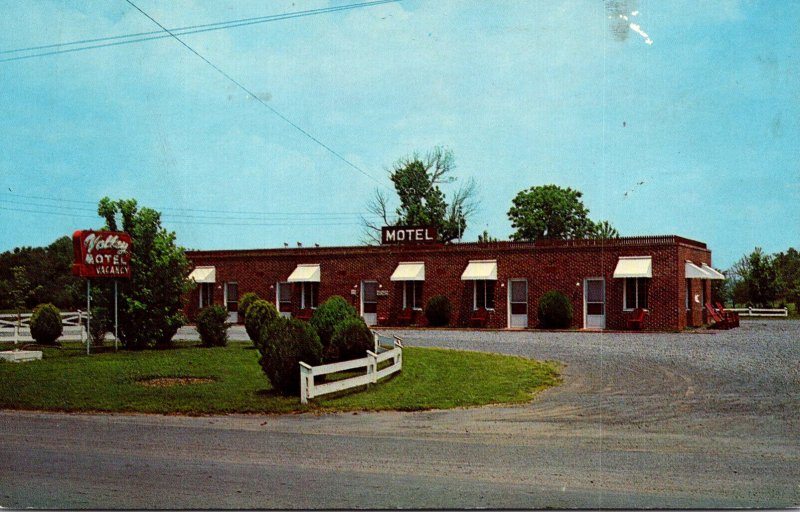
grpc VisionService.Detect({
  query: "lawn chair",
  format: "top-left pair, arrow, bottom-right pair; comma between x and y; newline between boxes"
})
705,303 -> 730,329
470,308 -> 489,328
625,308 -> 646,330
397,308 -> 414,326
295,309 -> 313,322
715,302 -> 739,328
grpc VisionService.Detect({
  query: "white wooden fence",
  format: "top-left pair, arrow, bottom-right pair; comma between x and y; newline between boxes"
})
299,331 -> 403,404
0,311 -> 88,345
727,307 -> 789,317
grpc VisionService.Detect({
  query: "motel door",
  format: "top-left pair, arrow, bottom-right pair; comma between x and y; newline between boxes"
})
584,278 -> 606,329
224,282 -> 238,323
361,280 -> 378,326
508,279 -> 528,328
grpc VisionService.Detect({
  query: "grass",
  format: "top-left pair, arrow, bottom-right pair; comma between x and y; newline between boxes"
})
0,342 -> 560,414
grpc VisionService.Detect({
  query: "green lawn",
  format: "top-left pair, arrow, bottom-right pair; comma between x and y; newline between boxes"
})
0,343 -> 560,414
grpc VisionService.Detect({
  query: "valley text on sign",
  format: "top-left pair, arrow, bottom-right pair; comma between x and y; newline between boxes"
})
381,226 -> 438,244
72,230 -> 132,278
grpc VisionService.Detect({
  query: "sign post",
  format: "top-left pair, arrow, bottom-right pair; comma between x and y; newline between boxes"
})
72,230 -> 132,353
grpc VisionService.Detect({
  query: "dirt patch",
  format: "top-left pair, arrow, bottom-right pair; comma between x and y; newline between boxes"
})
137,377 -> 215,387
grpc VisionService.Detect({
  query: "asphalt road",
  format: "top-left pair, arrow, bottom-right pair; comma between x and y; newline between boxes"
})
1,321 -> 798,508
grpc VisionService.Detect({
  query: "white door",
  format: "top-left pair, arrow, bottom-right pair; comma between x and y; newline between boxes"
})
224,282 -> 238,323
584,278 -> 606,329
508,279 -> 528,328
361,280 -> 378,326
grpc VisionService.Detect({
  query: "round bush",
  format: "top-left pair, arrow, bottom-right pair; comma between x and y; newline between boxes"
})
238,292 -> 260,321
537,290 -> 573,328
196,305 -> 229,347
245,299 -> 279,345
310,295 -> 358,350
89,306 -> 110,346
328,317 -> 373,362
424,295 -> 451,327
30,303 -> 63,345
258,317 -> 323,395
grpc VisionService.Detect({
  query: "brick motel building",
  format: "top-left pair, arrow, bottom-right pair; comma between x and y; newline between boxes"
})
185,235 -> 726,332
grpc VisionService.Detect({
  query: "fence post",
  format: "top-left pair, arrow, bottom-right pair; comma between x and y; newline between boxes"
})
366,350 -> 378,385
299,362 -> 313,404
784,307 -> 789,317
373,330 -> 379,354
748,307 -> 753,316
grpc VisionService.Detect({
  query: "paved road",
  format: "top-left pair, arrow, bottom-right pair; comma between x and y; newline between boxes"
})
1,321 -> 798,508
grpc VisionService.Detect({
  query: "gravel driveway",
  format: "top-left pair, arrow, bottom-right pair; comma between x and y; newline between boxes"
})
1,321 -> 797,508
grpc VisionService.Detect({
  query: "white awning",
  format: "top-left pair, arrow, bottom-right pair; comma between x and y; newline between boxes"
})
287,264 -> 320,283
390,262 -> 425,281
189,266 -> 216,283
613,256 -> 652,278
701,263 -> 726,280
685,261 -> 713,279
461,260 -> 497,280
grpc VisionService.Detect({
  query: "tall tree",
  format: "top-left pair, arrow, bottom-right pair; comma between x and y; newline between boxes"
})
590,220 -> 620,240
507,185 -> 598,241
96,197 -> 193,349
362,147 -> 478,244
729,247 -> 778,307
773,247 -> 800,306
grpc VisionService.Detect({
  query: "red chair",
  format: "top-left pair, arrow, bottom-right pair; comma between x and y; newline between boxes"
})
397,308 -> 414,326
626,308 -> 646,330
295,309 -> 313,322
715,302 -> 739,328
470,308 -> 489,328
705,303 -> 730,329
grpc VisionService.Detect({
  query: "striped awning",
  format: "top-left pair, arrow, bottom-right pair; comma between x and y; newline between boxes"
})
701,263 -> 726,280
613,256 -> 652,278
461,260 -> 497,280
188,266 -> 216,283
287,264 -> 320,283
685,261 -> 713,279
390,262 -> 425,281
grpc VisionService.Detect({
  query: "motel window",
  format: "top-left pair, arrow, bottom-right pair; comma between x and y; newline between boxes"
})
199,283 -> 214,308
403,281 -> 423,310
624,278 -> 649,310
685,279 -> 691,311
278,282 -> 292,313
474,280 -> 496,310
301,282 -> 319,309
225,282 -> 238,313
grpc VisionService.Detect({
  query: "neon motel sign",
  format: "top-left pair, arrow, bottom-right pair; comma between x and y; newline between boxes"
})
71,230 -> 132,278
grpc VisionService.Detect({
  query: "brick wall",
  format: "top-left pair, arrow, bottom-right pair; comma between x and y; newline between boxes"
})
186,236 -> 714,331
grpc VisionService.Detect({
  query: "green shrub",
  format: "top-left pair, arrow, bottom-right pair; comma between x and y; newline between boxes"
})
245,299 -> 279,345
310,295 -> 357,350
238,292 -> 260,320
196,305 -> 229,347
29,303 -> 63,345
89,306 -> 110,346
328,317 -> 373,362
537,290 -> 573,328
424,295 -> 451,327
257,317 -> 323,395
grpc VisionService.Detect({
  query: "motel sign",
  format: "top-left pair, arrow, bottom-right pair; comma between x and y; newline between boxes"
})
381,226 -> 438,245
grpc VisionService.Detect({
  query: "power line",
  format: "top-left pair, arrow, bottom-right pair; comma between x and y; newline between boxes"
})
122,0 -> 385,187
0,205 -> 364,227
0,1 -> 399,63
0,192 -> 378,217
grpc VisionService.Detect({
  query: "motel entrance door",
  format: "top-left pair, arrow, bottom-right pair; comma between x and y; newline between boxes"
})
508,279 -> 528,328
361,280 -> 378,326
584,278 -> 606,329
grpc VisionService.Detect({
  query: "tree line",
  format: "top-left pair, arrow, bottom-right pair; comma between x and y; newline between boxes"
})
718,247 -> 800,309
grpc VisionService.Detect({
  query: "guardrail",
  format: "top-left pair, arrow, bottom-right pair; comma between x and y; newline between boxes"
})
727,307 -> 788,317
0,311 -> 88,345
299,331 -> 403,404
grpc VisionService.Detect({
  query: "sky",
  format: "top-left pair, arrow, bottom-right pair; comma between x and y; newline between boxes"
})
0,0 -> 798,270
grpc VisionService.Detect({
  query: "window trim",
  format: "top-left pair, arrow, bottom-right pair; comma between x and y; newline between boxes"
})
473,279 -> 496,311
301,282 -> 318,310
623,277 -> 649,311
403,281 -> 423,311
